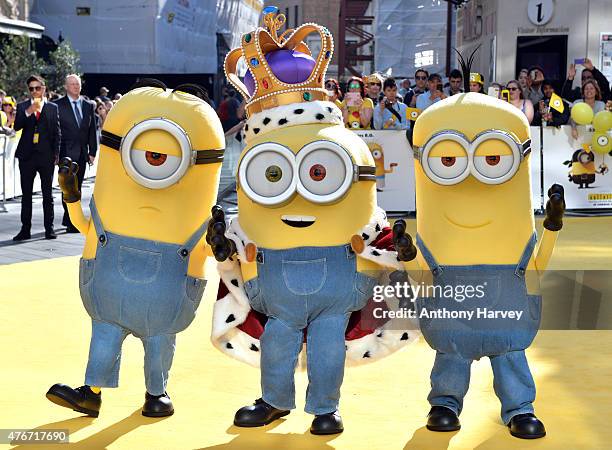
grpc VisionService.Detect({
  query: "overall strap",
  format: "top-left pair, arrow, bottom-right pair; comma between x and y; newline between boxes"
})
89,197 -> 108,247
515,232 -> 538,278
416,234 -> 443,276
177,216 -> 211,260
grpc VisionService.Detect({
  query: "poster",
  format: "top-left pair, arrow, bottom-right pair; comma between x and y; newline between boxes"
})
353,130 -> 416,213
600,33 -> 612,86
543,126 -> 612,209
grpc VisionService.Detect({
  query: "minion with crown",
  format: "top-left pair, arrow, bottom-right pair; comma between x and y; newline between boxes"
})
401,50 -> 566,439
207,7 -> 418,435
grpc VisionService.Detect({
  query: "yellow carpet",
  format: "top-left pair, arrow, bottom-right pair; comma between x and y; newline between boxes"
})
1,217 -> 611,449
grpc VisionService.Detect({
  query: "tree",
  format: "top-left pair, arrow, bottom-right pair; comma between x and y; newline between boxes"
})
0,35 -> 45,100
47,41 -> 81,94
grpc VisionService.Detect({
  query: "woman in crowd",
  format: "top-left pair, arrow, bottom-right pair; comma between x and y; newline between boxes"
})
2,96 -> 17,128
340,76 -> 373,129
325,78 -> 343,108
506,79 -> 534,124
571,79 -> 606,140
469,72 -> 485,93
95,101 -> 108,129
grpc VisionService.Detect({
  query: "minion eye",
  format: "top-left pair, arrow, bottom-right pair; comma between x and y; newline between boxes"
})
371,149 -> 382,160
296,141 -> 354,203
238,143 -> 296,205
427,154 -> 468,181
597,136 -> 609,146
130,148 -> 182,180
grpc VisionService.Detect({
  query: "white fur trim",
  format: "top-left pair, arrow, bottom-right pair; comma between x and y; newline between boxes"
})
210,207 -> 420,368
244,100 -> 343,141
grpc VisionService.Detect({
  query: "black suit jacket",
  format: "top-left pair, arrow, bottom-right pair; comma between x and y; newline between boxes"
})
54,96 -> 98,162
14,99 -> 61,161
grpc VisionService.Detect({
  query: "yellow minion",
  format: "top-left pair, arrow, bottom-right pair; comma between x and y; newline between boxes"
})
368,142 -> 398,191
46,80 -> 225,418
406,55 -> 565,440
210,7 -> 417,435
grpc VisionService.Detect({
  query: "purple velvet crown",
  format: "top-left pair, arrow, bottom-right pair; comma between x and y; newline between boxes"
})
244,49 -> 316,96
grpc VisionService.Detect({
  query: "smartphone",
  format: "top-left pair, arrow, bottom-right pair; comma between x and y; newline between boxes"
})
574,58 -> 585,65
437,83 -> 443,92
487,86 -> 500,98
345,92 -> 360,107
501,89 -> 510,102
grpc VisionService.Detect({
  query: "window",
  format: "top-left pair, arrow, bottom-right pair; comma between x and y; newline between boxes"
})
415,50 -> 434,68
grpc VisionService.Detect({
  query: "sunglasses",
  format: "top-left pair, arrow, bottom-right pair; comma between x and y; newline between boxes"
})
348,83 -> 361,89
507,87 -> 519,91
28,85 -> 44,92
369,82 -> 382,87
415,76 -> 427,80
325,83 -> 336,89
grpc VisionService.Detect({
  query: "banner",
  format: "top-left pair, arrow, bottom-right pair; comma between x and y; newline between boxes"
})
353,130 -> 415,212
543,126 -> 612,209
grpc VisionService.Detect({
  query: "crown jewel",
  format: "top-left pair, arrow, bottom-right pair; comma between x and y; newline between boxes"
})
224,6 -> 334,117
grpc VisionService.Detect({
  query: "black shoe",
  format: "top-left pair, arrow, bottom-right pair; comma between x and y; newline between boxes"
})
46,384 -> 101,417
234,398 -> 290,427
45,230 -> 57,239
12,230 -> 31,241
508,413 -> 546,439
426,406 -> 461,432
142,392 -> 174,417
66,225 -> 80,233
310,411 -> 344,435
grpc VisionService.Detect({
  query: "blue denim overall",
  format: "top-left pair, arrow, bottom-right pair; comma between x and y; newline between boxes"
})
243,244 -> 377,415
415,233 -> 542,424
79,198 -> 208,395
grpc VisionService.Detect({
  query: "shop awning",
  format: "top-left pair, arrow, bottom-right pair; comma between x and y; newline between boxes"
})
0,16 -> 44,38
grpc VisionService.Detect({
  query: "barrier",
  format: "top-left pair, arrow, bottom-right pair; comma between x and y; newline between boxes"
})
0,132 -> 98,202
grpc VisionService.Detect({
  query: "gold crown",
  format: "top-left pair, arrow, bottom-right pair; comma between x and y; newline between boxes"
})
224,6 -> 333,117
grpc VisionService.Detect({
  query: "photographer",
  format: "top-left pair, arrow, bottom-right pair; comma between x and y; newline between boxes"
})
340,76 -> 374,129
374,77 -> 409,130
416,73 -> 447,111
533,80 -> 570,127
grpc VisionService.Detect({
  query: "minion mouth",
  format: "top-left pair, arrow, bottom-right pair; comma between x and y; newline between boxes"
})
281,215 -> 316,228
444,214 -> 492,229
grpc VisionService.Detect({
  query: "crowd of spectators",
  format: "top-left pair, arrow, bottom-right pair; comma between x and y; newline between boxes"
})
321,56 -> 611,137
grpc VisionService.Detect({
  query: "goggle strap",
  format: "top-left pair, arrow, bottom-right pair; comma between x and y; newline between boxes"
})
101,129 -> 224,164
357,165 -> 376,181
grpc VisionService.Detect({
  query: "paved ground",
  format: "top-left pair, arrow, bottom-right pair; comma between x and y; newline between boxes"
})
0,179 -> 93,265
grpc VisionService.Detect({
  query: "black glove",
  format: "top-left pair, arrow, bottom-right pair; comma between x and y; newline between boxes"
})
543,184 -> 565,231
206,205 -> 237,262
58,157 -> 81,203
393,219 -> 417,261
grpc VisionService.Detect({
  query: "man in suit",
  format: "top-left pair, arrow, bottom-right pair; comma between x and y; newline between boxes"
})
55,74 -> 98,232
13,75 -> 61,241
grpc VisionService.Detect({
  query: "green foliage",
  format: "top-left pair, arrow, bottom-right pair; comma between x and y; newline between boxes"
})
47,41 -> 81,94
0,35 -> 45,100
0,36 -> 81,100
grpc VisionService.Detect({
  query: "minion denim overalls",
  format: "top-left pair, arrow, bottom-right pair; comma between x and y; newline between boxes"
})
243,244 -> 377,415
79,199 -> 208,395
416,233 -> 542,424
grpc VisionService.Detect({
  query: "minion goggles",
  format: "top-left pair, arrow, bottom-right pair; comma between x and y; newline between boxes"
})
238,140 -> 376,206
101,118 -> 224,189
413,129 -> 531,185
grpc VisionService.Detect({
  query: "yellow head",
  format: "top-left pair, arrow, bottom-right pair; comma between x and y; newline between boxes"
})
368,142 -> 386,175
93,84 -> 224,243
412,93 -> 534,264
237,121 -> 377,249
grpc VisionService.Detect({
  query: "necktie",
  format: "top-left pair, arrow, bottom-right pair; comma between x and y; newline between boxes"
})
73,101 -> 82,126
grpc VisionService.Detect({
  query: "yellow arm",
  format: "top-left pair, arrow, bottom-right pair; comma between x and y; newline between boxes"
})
535,229 -> 559,273
66,201 -> 90,235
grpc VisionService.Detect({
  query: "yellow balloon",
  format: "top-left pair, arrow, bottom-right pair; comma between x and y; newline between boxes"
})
571,102 -> 594,125
593,110 -> 612,131
592,131 -> 611,155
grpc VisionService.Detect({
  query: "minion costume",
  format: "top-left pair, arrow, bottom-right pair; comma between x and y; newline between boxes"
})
46,80 -> 225,418
403,54 -> 565,439
209,7 -> 418,435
